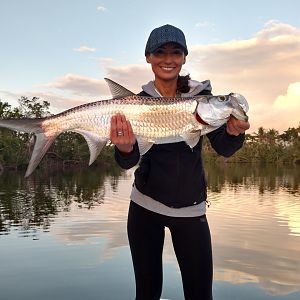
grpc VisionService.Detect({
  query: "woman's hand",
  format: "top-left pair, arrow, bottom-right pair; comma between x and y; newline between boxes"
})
226,116 -> 250,136
110,114 -> 136,154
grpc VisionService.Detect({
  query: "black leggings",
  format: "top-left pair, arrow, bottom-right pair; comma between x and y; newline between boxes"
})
127,201 -> 213,300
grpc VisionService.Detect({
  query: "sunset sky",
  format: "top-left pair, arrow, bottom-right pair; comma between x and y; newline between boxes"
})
1,0 -> 299,133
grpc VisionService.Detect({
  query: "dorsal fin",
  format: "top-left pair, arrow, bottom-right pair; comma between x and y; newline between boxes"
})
104,78 -> 136,99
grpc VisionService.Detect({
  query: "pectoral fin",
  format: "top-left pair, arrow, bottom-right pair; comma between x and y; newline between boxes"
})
73,129 -> 107,165
181,131 -> 201,149
136,136 -> 155,155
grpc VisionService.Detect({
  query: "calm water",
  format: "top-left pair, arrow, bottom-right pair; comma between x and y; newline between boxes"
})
0,163 -> 299,300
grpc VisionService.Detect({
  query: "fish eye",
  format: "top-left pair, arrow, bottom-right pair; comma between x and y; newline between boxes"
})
218,96 -> 226,102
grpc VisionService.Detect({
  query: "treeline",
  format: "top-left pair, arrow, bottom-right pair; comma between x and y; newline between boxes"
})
0,97 -> 300,172
203,125 -> 300,164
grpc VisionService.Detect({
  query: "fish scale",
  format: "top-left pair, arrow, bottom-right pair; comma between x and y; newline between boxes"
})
42,97 -> 198,139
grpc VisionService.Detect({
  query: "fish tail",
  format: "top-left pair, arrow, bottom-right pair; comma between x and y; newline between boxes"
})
0,118 -> 59,177
25,132 -> 58,177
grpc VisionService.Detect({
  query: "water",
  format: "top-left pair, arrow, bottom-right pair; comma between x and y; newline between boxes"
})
0,163 -> 299,300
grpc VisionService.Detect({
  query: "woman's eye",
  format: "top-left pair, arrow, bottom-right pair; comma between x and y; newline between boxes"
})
173,50 -> 183,55
154,49 -> 164,55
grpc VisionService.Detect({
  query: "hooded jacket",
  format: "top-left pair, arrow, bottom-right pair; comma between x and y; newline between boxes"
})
114,80 -> 245,209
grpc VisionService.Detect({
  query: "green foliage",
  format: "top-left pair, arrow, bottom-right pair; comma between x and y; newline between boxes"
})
18,96 -> 51,118
203,124 -> 300,164
52,132 -> 90,161
0,129 -> 30,168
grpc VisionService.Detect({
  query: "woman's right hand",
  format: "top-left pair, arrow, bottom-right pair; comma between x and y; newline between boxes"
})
110,113 -> 136,154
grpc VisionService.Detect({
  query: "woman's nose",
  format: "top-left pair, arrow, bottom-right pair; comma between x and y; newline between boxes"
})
164,53 -> 173,63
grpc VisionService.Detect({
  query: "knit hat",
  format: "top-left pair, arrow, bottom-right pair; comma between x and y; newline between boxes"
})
145,24 -> 188,56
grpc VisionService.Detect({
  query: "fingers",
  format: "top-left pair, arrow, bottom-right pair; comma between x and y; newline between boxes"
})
110,115 -> 117,140
121,114 -> 129,142
110,113 -> 136,153
110,114 -> 125,143
127,119 -> 136,144
226,116 -> 250,136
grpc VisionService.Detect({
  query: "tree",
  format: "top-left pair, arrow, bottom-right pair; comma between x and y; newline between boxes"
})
0,101 -> 11,118
0,97 -> 51,169
18,96 -> 51,118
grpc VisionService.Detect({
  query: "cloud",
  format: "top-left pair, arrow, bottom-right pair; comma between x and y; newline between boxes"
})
195,21 -> 215,30
96,6 -> 107,12
0,89 -> 87,114
264,82 -> 300,130
105,64 -> 153,92
73,46 -> 96,52
38,74 -> 109,97
37,66 -> 153,99
256,19 -> 298,39
273,82 -> 300,109
187,20 -> 300,132
28,64 -> 152,112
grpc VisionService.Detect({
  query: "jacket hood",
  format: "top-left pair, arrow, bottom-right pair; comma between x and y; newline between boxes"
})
142,79 -> 212,97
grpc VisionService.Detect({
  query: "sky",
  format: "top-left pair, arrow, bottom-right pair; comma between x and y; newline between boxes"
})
1,0 -> 300,133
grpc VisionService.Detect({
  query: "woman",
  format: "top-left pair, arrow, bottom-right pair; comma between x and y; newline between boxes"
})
110,24 -> 250,300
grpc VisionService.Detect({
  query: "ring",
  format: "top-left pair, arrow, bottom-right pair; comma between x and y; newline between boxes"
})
117,131 -> 124,136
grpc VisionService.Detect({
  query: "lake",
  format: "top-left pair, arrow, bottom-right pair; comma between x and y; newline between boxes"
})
0,163 -> 299,300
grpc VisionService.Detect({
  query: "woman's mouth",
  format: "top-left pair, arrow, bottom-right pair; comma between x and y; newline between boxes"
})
161,67 -> 175,71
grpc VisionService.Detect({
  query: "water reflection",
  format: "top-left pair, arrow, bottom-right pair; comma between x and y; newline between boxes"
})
0,165 -> 123,237
0,163 -> 299,298
205,162 -> 300,195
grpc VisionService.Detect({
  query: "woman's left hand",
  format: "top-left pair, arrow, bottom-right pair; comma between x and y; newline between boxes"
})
226,116 -> 250,136
110,113 -> 136,154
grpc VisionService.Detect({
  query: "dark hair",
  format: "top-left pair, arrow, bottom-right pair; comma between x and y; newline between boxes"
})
177,74 -> 191,93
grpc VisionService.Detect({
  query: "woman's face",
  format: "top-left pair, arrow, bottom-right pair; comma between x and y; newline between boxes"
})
146,43 -> 186,82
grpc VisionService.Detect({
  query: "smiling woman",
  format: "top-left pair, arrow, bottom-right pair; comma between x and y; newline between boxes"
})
146,44 -> 186,94
110,24 -> 250,300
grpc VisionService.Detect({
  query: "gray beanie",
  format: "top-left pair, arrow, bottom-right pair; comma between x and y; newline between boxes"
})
145,24 -> 188,56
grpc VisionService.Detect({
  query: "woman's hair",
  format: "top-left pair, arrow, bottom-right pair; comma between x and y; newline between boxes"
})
177,74 -> 191,93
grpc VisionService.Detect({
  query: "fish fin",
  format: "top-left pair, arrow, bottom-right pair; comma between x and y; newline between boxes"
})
136,136 -> 155,155
104,78 -> 136,98
0,118 -> 58,177
181,131 -> 201,148
25,133 -> 58,177
73,129 -> 107,165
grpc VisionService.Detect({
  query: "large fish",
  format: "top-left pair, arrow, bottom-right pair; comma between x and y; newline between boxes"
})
0,78 -> 249,177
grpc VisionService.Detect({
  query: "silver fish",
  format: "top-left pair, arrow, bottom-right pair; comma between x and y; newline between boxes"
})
0,78 -> 249,177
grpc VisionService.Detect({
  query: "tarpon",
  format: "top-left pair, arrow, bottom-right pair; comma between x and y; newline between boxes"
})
0,78 -> 249,177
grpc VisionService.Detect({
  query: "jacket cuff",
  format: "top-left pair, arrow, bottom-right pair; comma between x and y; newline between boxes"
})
114,141 -> 140,169
224,130 -> 245,140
